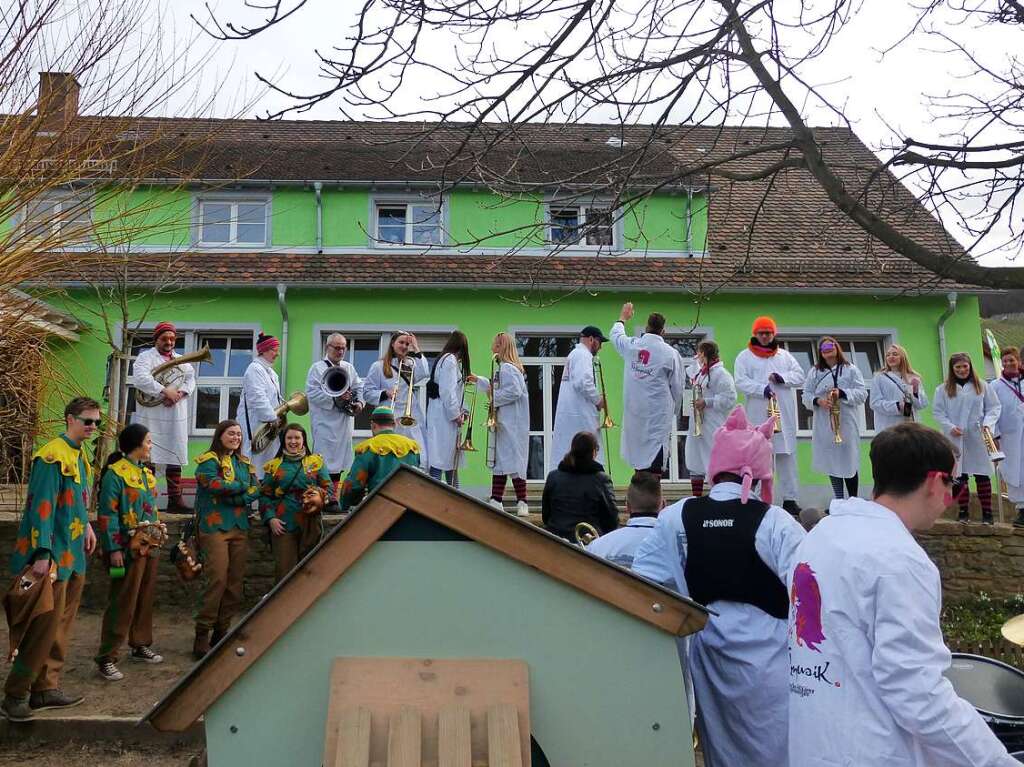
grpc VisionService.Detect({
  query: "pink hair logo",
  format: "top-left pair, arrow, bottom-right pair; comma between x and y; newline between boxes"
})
791,562 -> 826,652
637,349 -> 650,365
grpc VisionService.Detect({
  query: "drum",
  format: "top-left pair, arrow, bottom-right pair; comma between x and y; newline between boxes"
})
945,653 -> 1024,751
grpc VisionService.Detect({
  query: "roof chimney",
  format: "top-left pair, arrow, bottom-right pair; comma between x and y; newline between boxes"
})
37,72 -> 80,128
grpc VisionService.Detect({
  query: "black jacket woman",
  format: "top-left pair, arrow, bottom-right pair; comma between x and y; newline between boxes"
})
541,431 -> 619,541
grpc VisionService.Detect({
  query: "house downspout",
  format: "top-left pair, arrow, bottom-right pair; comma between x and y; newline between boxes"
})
276,283 -> 289,395
313,182 -> 323,254
685,188 -> 693,255
937,291 -> 958,375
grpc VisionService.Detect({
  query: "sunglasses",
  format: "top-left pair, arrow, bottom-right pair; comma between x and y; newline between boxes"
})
73,415 -> 102,427
927,470 -> 953,486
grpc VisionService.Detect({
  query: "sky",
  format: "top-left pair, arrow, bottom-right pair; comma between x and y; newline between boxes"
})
107,0 -> 1018,266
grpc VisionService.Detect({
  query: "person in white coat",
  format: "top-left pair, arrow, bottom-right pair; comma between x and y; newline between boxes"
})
787,422 -> 1017,767
609,302 -> 685,475
362,331 -> 430,464
131,321 -> 196,511
684,340 -> 737,497
476,332 -> 530,517
993,347 -> 1024,528
633,406 -> 805,767
802,337 -> 868,500
734,315 -> 806,515
235,332 -> 283,474
425,330 -> 475,488
586,470 -> 661,568
550,326 -> 607,472
933,352 -> 1001,524
304,333 -> 364,487
870,343 -> 928,430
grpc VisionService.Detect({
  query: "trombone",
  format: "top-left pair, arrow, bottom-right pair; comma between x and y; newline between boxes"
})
485,353 -> 500,469
593,356 -> 614,480
691,381 -> 704,438
453,376 -> 479,466
390,358 -> 417,427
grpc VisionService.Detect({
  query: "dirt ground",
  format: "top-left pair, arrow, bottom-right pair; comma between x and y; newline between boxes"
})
0,741 -> 201,766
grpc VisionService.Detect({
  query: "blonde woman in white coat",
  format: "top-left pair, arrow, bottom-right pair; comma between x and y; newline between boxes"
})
425,331 -> 475,488
683,340 -> 737,497
363,331 -> 430,463
993,347 -> 1024,527
933,352 -> 1001,524
870,344 -> 927,431
802,337 -> 868,500
476,332 -> 530,517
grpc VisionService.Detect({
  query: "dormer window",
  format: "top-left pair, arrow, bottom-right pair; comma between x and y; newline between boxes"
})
196,196 -> 269,247
548,204 -> 615,248
21,190 -> 93,244
372,197 -> 444,247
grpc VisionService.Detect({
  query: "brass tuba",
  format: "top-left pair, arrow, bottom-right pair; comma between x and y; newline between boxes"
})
574,521 -> 600,546
135,345 -> 213,407
251,391 -> 309,454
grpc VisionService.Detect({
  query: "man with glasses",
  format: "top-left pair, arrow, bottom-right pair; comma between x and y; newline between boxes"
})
2,397 -> 99,721
734,316 -> 805,516
132,322 -> 195,512
788,423 -> 1016,766
305,333 -> 365,490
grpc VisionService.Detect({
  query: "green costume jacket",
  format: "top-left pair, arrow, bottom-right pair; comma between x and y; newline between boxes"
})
259,453 -> 332,532
194,452 -> 260,534
97,458 -> 159,560
340,431 -> 420,511
10,435 -> 92,581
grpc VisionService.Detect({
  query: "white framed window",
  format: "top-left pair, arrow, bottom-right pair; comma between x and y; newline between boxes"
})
372,198 -> 444,246
777,336 -> 884,436
21,190 -> 93,243
196,197 -> 269,246
664,335 -> 702,482
547,203 -> 615,248
514,333 -> 578,480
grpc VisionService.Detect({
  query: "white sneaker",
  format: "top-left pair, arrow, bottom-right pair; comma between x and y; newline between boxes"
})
516,501 -> 530,517
488,498 -> 504,511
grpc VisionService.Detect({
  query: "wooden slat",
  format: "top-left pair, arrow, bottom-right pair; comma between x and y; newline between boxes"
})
486,704 -> 523,767
148,495 -> 407,732
333,707 -> 372,767
377,470 -> 707,637
387,706 -> 421,767
437,704 -> 472,767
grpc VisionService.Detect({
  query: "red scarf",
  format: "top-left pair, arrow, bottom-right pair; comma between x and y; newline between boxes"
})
748,339 -> 778,359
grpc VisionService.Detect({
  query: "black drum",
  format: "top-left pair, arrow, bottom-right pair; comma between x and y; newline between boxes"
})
945,653 -> 1024,752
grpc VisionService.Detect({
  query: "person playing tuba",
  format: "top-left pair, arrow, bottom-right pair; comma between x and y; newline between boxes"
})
235,333 -> 284,476
304,334 -> 364,493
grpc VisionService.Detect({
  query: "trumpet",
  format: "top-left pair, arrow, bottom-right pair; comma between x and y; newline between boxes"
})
983,425 -> 1005,464
692,381 -> 704,438
829,388 -> 843,444
593,355 -> 614,480
767,391 -> 782,433
485,353 -> 500,469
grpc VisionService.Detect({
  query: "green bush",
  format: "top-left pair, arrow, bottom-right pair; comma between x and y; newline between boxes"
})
942,592 -> 1024,646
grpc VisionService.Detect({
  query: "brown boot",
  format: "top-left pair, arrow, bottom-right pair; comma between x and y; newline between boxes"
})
193,629 -> 211,660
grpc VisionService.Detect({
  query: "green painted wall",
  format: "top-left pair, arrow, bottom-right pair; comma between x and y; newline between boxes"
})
321,188 -> 370,246
92,186 -> 193,247
270,188 -> 316,247
43,287 -> 985,499
623,194 -> 707,253
447,190 -> 546,248
206,539 -> 695,767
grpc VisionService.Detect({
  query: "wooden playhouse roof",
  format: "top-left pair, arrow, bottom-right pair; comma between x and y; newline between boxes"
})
145,466 -> 708,732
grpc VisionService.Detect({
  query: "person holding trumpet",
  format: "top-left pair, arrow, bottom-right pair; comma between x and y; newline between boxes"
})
802,337 -> 867,501
425,331 -> 475,488
550,326 -> 608,473
684,341 -> 737,497
476,332 -> 531,517
363,331 -> 430,463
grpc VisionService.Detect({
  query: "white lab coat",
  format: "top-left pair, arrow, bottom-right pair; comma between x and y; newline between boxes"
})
683,361 -> 737,476
363,355 -> 430,463
425,353 -> 467,472
787,497 -> 1016,767
305,358 -> 363,475
633,483 -> 805,767
734,347 -> 805,455
932,382 -> 1001,476
550,343 -> 603,471
801,363 -> 868,479
476,362 -> 529,478
235,357 -> 282,473
870,371 -> 929,431
586,516 -> 657,569
609,322 -> 685,470
131,346 -> 196,466
993,376 -> 1024,492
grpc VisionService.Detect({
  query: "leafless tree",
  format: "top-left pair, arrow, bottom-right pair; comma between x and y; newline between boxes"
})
197,0 -> 1024,288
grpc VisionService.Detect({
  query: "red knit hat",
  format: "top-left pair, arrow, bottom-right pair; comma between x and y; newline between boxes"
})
153,322 -> 176,341
751,316 -> 777,335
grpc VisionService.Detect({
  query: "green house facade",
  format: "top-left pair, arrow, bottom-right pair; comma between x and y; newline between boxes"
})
22,75 -> 987,504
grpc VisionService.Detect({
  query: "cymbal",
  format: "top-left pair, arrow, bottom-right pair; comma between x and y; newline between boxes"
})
1001,614 -> 1024,646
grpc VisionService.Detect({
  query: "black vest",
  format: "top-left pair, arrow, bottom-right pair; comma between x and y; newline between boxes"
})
681,495 -> 789,619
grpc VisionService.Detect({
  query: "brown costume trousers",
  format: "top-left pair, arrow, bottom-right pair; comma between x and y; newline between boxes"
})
5,573 -> 84,697
270,515 -> 322,584
96,554 -> 159,662
197,529 -> 248,631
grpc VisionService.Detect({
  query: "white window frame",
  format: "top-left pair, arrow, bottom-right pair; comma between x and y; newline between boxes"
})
370,194 -> 447,248
20,189 -> 93,243
777,335 -> 887,438
194,194 -> 271,247
545,200 -> 619,249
